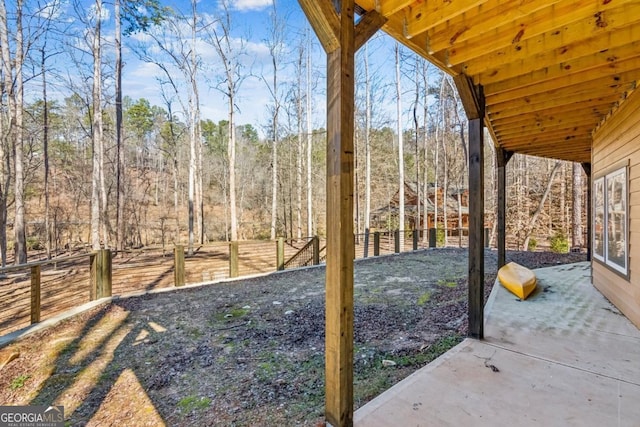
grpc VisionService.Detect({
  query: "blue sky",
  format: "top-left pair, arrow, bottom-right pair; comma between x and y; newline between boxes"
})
122,0 -> 327,132
23,0 -> 431,135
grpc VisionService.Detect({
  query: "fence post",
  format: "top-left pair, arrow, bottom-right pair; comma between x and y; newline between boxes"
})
276,237 -> 285,271
429,228 -> 437,248
373,232 -> 380,256
313,236 -> 320,265
363,229 -> 370,258
413,230 -> 419,251
90,249 -> 112,300
394,230 -> 400,253
229,241 -> 239,278
484,228 -> 490,248
174,245 -> 185,287
30,265 -> 41,324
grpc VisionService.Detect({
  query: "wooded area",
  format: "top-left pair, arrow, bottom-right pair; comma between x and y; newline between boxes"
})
0,0 -> 585,266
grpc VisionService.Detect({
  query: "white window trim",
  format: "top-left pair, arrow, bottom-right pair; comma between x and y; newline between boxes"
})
594,164 -> 629,277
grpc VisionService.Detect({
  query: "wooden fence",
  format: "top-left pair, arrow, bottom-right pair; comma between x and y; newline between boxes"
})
0,228 -> 489,337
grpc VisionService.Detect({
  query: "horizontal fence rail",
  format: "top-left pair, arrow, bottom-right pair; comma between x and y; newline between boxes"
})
0,228 -> 493,338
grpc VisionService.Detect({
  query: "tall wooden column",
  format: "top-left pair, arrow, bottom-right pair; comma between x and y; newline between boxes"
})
497,148 -> 513,269
582,162 -> 592,261
324,4 -> 355,424
453,75 -> 486,340
298,1 -> 385,425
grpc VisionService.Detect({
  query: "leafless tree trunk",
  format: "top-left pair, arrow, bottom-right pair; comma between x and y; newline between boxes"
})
523,161 -> 562,251
90,0 -> 104,250
421,60 -> 430,241
208,1 -> 245,242
296,49 -> 303,240
395,44 -> 404,247
264,3 -> 285,241
364,42 -> 371,236
572,162 -> 583,247
41,45 -> 51,259
305,29 -> 313,237
115,0 -> 125,252
0,0 -> 13,265
13,0 -> 26,263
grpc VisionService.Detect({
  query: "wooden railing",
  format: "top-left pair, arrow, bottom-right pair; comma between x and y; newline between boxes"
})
0,228 -> 491,338
284,237 -> 320,269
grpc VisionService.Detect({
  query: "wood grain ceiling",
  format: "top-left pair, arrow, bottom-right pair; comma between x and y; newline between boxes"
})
354,0 -> 640,163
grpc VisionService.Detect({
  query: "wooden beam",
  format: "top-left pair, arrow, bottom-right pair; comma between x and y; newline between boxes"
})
494,119 -> 606,141
489,94 -> 621,121
324,0 -> 355,425
299,0 -> 340,53
447,0 -> 634,67
355,9 -> 387,51
495,126 -> 593,144
459,13 -> 640,74
426,0 -> 560,53
496,148 -> 513,269
491,104 -> 611,128
485,61 -> 639,101
355,0 -> 454,74
488,81 -> 632,112
453,74 -> 484,120
504,143 -> 591,156
404,0 -> 488,38
375,0 -> 413,17
492,116 -> 600,136
478,42 -> 640,86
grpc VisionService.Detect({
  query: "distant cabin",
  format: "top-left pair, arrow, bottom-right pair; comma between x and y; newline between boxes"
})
371,182 -> 470,232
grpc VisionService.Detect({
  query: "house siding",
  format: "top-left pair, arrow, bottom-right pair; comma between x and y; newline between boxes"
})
592,88 -> 640,328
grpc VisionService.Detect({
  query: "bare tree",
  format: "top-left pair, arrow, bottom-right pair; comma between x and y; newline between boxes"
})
305,28 -> 313,237
206,0 -> 248,242
572,162 -> 583,248
262,2 -> 286,240
0,0 -> 14,265
523,161 -> 562,251
395,43 -> 404,247
363,42 -> 372,240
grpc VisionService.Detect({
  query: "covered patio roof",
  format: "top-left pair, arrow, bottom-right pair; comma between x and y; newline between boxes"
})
353,0 -> 639,163
297,1 -> 635,425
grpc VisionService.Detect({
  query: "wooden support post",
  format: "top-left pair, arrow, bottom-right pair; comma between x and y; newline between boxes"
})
313,236 -> 320,265
30,265 -> 41,324
428,228 -> 437,248
363,229 -> 369,258
394,230 -> 400,253
497,148 -> 513,269
413,230 -> 419,251
276,237 -> 285,271
324,2 -> 356,423
373,232 -> 380,256
101,249 -> 112,298
174,245 -> 185,286
582,162 -> 592,261
454,74 -> 485,340
90,249 -> 112,300
484,228 -> 490,248
468,117 -> 485,339
299,1 -> 385,425
229,241 -> 239,278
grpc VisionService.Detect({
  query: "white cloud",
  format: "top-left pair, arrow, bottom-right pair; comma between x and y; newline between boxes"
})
230,0 -> 273,12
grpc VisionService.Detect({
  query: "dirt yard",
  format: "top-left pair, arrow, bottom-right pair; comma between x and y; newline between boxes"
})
0,249 -> 585,426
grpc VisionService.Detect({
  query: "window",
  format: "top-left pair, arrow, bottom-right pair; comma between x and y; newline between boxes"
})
594,164 -> 628,276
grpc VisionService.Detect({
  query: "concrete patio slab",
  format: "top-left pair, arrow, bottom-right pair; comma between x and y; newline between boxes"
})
355,262 -> 640,426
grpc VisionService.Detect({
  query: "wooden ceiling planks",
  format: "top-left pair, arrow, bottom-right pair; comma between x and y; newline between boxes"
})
354,0 -> 640,163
